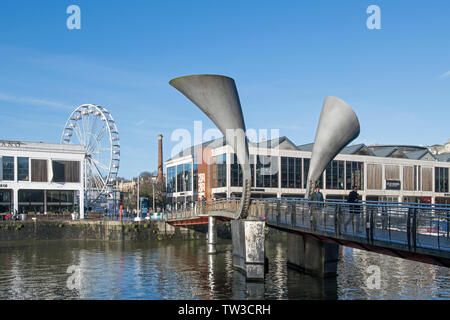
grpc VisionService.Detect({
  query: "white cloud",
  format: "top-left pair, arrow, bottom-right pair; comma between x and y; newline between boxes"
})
439,71 -> 450,78
136,120 -> 145,126
0,92 -> 73,110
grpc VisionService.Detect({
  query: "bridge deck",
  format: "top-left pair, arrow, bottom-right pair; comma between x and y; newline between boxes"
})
165,199 -> 450,266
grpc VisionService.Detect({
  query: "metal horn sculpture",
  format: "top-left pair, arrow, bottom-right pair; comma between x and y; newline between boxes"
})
169,74 -> 251,219
305,96 -> 360,198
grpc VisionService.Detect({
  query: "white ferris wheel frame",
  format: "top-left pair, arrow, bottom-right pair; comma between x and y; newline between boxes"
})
60,104 -> 120,204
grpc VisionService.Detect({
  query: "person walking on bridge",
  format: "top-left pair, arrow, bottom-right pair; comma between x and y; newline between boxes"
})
345,186 -> 360,233
310,186 -> 324,207
309,186 -> 323,230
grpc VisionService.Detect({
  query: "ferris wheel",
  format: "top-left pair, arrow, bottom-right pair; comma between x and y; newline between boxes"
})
60,104 -> 120,205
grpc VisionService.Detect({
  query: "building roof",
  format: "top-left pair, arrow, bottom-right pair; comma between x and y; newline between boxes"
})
256,136 -> 298,150
165,136 -> 448,164
296,143 -> 314,152
340,144 -> 375,156
436,153 -> 450,162
405,149 -> 436,161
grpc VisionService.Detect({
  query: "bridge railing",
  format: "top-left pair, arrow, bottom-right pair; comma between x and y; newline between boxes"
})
259,199 -> 450,252
164,198 -> 450,252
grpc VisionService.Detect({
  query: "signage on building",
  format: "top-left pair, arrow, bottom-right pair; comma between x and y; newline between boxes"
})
251,188 -> 266,192
0,184 -> 8,188
198,173 -> 206,199
0,140 -> 22,148
386,180 -> 401,190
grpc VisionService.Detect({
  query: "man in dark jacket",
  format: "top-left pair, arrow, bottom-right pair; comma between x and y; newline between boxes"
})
346,186 -> 360,232
348,186 -> 359,207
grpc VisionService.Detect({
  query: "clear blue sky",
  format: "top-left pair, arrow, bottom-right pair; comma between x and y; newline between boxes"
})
0,0 -> 449,179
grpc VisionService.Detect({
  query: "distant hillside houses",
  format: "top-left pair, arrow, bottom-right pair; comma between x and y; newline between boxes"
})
427,139 -> 450,156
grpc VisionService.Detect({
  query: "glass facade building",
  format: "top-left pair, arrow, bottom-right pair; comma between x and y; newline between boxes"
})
2,157 -> 14,181
0,140 -> 84,216
165,137 -> 450,206
212,154 -> 227,188
256,155 -> 278,188
435,167 -> 449,193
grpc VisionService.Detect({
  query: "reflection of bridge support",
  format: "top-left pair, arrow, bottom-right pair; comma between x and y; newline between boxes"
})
231,220 -> 265,280
287,233 -> 339,277
207,216 -> 217,254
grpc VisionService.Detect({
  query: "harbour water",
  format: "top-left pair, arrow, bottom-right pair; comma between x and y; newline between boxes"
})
0,238 -> 449,300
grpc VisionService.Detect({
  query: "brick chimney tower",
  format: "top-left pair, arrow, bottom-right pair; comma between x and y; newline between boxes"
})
157,134 -> 163,182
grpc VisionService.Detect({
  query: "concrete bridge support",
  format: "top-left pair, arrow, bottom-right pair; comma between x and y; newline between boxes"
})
231,220 -> 265,280
287,233 -> 339,277
207,216 -> 217,254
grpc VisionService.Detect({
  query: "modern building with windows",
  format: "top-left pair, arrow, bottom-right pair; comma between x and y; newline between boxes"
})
0,140 -> 85,218
164,136 -> 450,209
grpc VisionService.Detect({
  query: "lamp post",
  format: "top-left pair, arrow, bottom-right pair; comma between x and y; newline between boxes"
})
152,182 -> 155,214
135,172 -> 143,222
184,173 -> 189,210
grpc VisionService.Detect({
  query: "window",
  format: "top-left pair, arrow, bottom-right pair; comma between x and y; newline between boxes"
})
176,164 -> 183,192
0,190 -> 11,213
184,163 -> 192,191
367,164 -> 382,190
435,167 -> 449,193
303,158 -> 323,189
403,166 -> 415,191
175,163 -> 193,192
52,161 -> 80,183
18,190 -> 44,214
422,167 -> 433,192
346,161 -> 364,190
31,159 -> 48,182
212,154 -> 227,188
385,165 -> 400,180
326,160 -> 344,190
17,157 -> 29,181
256,155 -> 278,188
47,190 -> 75,213
193,163 -> 198,193
281,157 -> 302,188
230,153 -> 254,188
2,157 -> 14,181
166,166 -> 176,193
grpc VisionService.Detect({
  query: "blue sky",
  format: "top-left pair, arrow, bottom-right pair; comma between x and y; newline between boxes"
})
0,0 -> 449,179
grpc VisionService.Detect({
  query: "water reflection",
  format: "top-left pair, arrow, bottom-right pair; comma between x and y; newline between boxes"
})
0,239 -> 448,300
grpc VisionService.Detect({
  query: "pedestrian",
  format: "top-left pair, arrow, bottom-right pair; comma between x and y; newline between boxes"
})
310,186 -> 324,208
309,186 -> 324,230
346,186 -> 360,232
348,186 -> 359,210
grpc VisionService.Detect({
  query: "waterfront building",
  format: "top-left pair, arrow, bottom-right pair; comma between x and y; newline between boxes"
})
164,136 -> 450,209
0,140 -> 85,217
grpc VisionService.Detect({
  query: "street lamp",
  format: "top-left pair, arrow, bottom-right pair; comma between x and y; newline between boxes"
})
184,172 -> 189,210
135,172 -> 143,222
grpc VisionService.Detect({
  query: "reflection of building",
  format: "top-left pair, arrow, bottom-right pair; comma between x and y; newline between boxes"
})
165,137 -> 450,209
0,140 -> 84,216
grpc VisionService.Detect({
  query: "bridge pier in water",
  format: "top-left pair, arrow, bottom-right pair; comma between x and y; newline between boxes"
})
207,216 -> 217,254
231,220 -> 266,280
287,233 -> 339,277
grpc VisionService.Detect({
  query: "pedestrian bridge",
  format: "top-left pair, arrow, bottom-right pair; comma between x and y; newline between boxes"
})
166,198 -> 450,279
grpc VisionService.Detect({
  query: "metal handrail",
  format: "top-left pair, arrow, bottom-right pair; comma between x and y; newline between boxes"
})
167,197 -> 450,254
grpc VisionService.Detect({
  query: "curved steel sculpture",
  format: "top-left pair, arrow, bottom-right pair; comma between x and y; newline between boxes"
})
169,74 -> 251,219
305,96 -> 360,198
